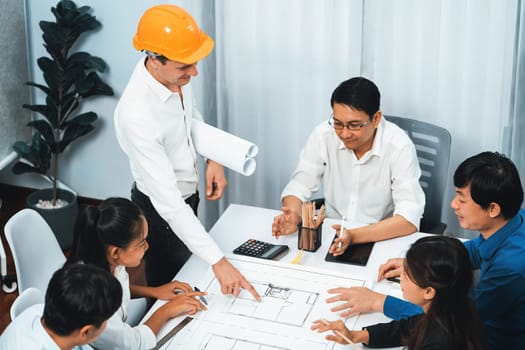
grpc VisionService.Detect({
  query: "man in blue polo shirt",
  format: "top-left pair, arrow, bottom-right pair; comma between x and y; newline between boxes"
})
326,152 -> 525,350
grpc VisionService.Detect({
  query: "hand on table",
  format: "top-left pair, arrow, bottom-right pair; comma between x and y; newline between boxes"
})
146,291 -> 208,334
205,160 -> 227,200
161,291 -> 208,317
328,223 -> 352,256
212,257 -> 261,301
311,318 -> 368,345
377,257 -> 405,282
271,206 -> 300,238
326,286 -> 386,317
153,280 -> 193,300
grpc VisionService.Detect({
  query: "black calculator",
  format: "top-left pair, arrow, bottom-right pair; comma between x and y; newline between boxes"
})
233,239 -> 289,260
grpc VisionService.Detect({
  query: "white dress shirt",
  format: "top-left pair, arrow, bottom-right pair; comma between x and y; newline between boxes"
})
0,304 -> 92,350
282,118 -> 425,228
90,266 -> 156,350
115,57 -> 223,266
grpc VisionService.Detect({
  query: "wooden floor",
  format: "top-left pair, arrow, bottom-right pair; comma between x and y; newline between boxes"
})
0,184 -> 102,334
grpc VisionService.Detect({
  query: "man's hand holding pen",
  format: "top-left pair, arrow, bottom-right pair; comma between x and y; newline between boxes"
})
328,223 -> 352,256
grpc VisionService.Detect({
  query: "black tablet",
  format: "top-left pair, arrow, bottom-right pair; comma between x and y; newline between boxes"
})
325,234 -> 374,266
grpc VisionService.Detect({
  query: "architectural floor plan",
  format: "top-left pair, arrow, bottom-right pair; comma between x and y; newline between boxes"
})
157,257 -> 366,350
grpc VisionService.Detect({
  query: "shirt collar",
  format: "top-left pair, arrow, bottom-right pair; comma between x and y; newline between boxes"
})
139,56 -> 179,103
478,208 -> 525,261
34,316 -> 61,350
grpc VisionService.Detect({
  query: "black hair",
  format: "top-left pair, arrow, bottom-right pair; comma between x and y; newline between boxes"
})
404,236 -> 483,350
454,151 -> 523,219
330,77 -> 380,118
67,197 -> 145,271
144,51 -> 168,64
43,263 -> 122,336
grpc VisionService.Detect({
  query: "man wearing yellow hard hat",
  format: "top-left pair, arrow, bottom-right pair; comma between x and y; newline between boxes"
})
115,5 -> 260,301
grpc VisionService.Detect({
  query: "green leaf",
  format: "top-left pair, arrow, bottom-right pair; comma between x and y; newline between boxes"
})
59,123 -> 95,151
22,104 -> 51,120
12,162 -> 41,175
12,141 -> 31,156
12,133 -> 52,174
76,72 -> 114,97
26,82 -> 50,95
27,119 -> 55,145
37,57 -> 60,91
67,52 -> 107,72
63,111 -> 97,128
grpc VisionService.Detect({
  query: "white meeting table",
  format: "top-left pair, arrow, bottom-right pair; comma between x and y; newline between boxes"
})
143,204 -> 430,349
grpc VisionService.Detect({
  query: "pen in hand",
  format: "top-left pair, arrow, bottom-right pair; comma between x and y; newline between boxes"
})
338,216 -> 346,249
387,277 -> 400,284
194,286 -> 208,305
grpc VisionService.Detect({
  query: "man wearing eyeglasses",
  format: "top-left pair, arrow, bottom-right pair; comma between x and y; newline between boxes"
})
272,77 -> 425,253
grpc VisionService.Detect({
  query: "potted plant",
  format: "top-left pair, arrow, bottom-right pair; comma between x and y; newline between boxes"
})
11,0 -> 113,249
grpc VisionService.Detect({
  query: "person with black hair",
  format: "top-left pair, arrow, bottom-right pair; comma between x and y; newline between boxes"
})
312,236 -> 484,349
0,263 -> 121,350
66,197 -> 207,350
325,151 -> 525,349
272,77 -> 425,252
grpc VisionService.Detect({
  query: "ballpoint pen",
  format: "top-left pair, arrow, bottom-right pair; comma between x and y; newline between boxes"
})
194,286 -> 208,305
338,216 -> 345,249
320,319 -> 355,346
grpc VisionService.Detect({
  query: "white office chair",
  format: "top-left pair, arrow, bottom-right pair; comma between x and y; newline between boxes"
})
4,208 -> 66,293
10,287 -> 44,320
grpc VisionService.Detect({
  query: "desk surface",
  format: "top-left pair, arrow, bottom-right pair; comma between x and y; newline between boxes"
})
145,204 -> 428,349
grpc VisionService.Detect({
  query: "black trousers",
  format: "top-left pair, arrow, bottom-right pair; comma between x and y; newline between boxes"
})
131,184 -> 199,287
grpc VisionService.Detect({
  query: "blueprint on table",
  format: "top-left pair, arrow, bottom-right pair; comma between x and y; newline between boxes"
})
156,256 -> 367,350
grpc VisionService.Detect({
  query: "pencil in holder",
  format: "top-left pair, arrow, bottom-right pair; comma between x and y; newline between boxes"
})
298,224 -> 322,252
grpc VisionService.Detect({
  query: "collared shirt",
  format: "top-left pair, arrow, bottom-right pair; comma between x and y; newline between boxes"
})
115,57 -> 223,266
282,118 -> 424,227
0,304 -> 92,350
90,266 -> 156,350
464,208 -> 525,349
384,209 -> 525,350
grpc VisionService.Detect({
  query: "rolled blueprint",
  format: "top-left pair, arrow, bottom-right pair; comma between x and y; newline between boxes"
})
191,119 -> 258,176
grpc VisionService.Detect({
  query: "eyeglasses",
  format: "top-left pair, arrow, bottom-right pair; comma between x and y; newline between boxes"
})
328,114 -> 370,131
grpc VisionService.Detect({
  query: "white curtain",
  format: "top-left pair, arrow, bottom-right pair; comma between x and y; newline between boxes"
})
193,0 -> 521,237
361,0 -> 518,236
510,1 -> 525,202
213,0 -> 364,215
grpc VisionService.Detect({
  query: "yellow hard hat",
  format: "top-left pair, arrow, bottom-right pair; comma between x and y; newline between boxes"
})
133,5 -> 214,64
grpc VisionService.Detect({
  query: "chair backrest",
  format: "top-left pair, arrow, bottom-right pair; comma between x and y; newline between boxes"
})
4,208 -> 66,293
385,116 -> 452,234
10,287 -> 44,320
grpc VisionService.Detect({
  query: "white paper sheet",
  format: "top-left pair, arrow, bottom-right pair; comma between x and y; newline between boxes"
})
157,257 -> 367,350
191,120 -> 258,176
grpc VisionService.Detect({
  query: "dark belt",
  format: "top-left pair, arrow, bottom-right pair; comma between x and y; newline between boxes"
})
131,183 -> 199,216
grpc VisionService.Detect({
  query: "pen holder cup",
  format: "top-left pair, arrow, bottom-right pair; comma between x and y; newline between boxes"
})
298,225 -> 322,252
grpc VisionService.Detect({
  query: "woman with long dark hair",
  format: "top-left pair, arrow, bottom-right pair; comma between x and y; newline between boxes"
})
312,236 -> 483,349
67,197 -> 206,350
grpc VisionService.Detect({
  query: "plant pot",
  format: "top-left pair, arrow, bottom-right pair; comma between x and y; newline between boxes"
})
26,188 -> 78,250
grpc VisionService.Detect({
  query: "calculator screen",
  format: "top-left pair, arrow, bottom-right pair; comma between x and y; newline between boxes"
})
260,245 -> 282,258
